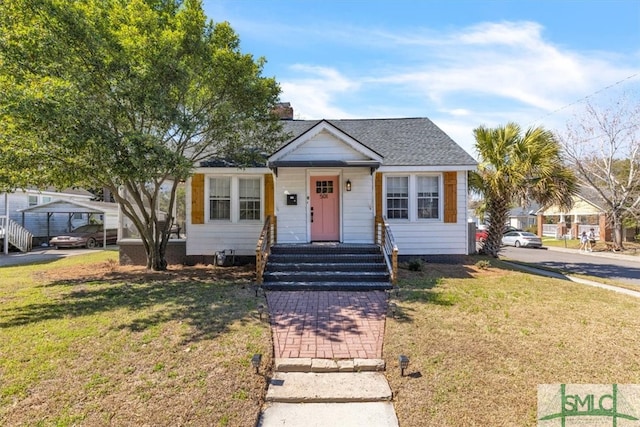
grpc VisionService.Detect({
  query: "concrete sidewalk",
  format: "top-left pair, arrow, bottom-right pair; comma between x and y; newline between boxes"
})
258,371 -> 398,427
258,290 -> 399,427
259,401 -> 398,427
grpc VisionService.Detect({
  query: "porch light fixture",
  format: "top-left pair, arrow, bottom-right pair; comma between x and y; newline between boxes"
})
251,354 -> 262,374
346,179 -> 352,191
399,355 -> 409,377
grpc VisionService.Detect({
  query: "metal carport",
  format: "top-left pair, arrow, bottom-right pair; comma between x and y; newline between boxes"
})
18,199 -> 118,248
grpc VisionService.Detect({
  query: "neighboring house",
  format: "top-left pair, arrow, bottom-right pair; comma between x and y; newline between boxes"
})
536,188 -> 608,240
507,204 -> 540,231
185,114 -> 477,262
0,188 -> 117,246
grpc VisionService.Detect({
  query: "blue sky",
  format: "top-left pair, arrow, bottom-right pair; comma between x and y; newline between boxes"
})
203,0 -> 640,156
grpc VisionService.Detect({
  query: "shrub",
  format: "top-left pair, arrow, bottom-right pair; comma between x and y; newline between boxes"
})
408,259 -> 424,271
475,260 -> 491,270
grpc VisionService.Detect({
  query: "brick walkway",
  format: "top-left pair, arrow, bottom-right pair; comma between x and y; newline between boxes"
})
266,291 -> 388,359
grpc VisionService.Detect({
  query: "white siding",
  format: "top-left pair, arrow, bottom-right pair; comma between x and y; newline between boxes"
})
387,171 -> 469,255
186,222 -> 263,256
186,172 -> 266,256
274,168 -> 308,243
342,169 -> 374,243
185,166 -> 470,255
284,131 -> 369,161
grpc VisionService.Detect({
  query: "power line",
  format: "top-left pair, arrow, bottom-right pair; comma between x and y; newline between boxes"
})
529,73 -> 640,125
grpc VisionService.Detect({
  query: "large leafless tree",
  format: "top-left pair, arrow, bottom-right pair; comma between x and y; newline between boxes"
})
559,96 -> 640,249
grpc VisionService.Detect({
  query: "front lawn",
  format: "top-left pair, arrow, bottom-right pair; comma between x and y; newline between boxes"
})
0,252 -> 271,426
385,258 -> 640,426
3,253 -> 640,426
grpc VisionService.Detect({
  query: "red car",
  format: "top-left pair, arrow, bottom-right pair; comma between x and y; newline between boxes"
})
476,229 -> 489,242
476,226 -> 523,243
50,224 -> 118,249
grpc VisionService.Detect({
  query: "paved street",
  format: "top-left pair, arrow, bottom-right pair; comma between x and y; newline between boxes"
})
499,245 -> 640,286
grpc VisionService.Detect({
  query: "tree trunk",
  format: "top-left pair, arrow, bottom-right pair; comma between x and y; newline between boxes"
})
611,212 -> 624,250
148,244 -> 168,271
481,196 -> 510,258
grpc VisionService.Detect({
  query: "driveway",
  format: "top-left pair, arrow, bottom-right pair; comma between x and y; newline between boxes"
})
499,246 -> 640,286
0,246 -> 118,267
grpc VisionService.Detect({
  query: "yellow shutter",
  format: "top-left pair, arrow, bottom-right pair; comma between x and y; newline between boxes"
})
264,173 -> 274,218
191,173 -> 205,225
443,172 -> 457,223
375,172 -> 383,221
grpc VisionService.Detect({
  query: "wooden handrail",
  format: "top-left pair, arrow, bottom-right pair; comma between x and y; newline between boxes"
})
375,216 -> 398,285
255,215 -> 276,284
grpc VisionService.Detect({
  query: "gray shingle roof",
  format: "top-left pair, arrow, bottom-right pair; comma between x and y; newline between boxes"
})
281,118 -> 477,167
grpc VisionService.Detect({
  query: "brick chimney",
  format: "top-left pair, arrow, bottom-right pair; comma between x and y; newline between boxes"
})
273,102 -> 294,120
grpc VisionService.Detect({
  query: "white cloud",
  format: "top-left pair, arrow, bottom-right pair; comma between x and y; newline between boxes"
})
268,20 -> 639,155
280,65 -> 360,119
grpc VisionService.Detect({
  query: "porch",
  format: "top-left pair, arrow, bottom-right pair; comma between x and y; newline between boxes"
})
256,216 -> 398,291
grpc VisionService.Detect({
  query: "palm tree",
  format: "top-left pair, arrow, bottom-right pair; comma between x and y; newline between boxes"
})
470,123 -> 577,257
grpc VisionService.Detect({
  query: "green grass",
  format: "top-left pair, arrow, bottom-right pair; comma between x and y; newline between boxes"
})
4,251 -> 640,426
385,257 -> 640,426
0,252 -> 272,426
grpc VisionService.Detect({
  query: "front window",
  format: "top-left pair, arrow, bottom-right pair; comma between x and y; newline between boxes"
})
209,177 -> 231,220
239,178 -> 261,220
385,175 -> 441,221
386,177 -> 408,219
417,176 -> 439,219
208,176 -> 262,222
28,195 -> 38,207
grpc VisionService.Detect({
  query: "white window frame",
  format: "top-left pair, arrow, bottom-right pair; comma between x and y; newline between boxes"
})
416,175 -> 440,220
207,175 -> 263,223
209,177 -> 232,221
238,177 -> 262,221
385,176 -> 409,220
384,174 -> 442,222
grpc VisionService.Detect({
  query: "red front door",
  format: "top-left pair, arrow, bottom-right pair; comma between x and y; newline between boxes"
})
310,176 -> 340,241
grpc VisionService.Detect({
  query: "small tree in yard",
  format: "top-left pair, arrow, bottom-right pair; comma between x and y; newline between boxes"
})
0,0 -> 283,270
559,97 -> 640,250
470,123 -> 577,257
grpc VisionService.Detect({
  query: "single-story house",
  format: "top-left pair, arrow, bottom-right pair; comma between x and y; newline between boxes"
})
184,111 -> 477,263
536,187 -> 608,240
507,204 -> 540,231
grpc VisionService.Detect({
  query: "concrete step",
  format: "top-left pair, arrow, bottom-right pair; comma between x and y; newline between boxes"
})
266,262 -> 388,272
265,372 -> 392,403
262,281 -> 392,291
263,270 -> 390,283
275,358 -> 385,373
271,244 -> 382,255
258,402 -> 399,427
267,253 -> 385,265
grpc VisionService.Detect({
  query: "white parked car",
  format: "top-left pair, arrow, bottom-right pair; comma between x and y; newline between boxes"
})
501,231 -> 542,248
